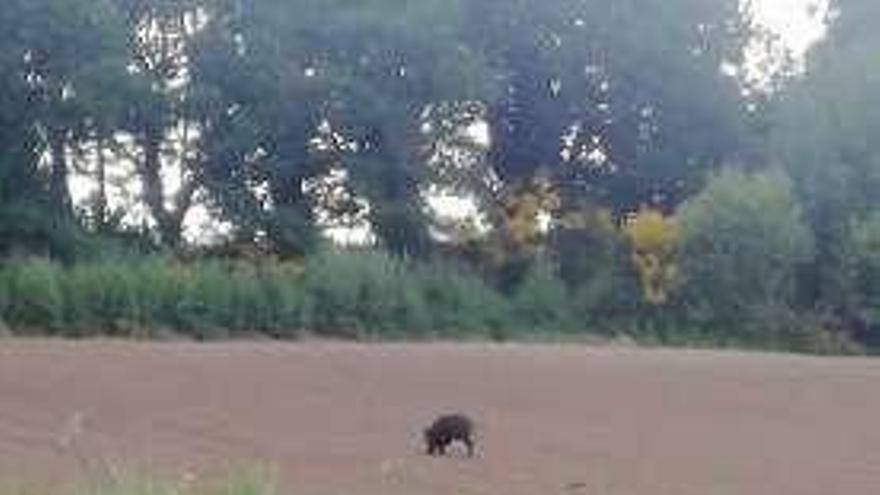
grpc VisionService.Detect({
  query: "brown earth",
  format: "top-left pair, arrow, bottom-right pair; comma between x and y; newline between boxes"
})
1,341 -> 880,495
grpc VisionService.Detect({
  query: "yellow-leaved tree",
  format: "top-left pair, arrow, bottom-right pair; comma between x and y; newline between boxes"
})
622,208 -> 680,305
501,177 -> 561,252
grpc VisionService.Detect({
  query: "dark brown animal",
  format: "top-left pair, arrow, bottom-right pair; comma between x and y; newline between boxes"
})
423,413 -> 476,457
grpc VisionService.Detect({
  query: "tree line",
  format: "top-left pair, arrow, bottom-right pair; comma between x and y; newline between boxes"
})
0,0 -> 877,353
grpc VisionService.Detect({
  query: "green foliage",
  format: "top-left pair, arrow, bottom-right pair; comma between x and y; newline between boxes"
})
510,259 -> 574,334
470,0 -> 747,212
189,0 -> 491,256
301,250 -> 429,338
1,0 -> 878,354
622,208 -> 681,305
849,211 -> 880,344
60,260 -> 138,336
676,168 -> 816,345
0,258 -> 64,332
0,257 -> 306,339
299,251 -> 512,339
769,0 -> 880,320
550,205 -> 641,328
415,259 -> 511,338
852,212 -> 880,282
0,238 -> 870,353
0,252 -> 514,340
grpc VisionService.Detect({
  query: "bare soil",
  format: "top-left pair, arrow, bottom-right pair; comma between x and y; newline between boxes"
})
1,341 -> 879,495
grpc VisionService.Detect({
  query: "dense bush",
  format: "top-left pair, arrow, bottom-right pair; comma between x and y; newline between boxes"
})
675,169 -> 826,347
511,259 -> 574,335
0,222 -> 871,353
0,252 -> 559,341
0,257 -> 64,332
0,257 -> 306,339
550,210 -> 642,332
414,259 -> 512,339
848,211 -> 880,346
301,250 -> 431,338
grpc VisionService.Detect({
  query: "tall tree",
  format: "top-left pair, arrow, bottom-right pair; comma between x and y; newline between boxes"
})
466,0 -> 749,215
110,0 -> 208,247
188,0 -> 490,255
0,0 -> 131,256
771,0 -> 880,321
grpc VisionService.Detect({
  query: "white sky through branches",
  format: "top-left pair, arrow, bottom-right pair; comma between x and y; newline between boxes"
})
66,0 -> 830,246
753,0 -> 828,54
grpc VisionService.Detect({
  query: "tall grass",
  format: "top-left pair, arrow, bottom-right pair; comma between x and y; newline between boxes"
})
0,251 -> 574,340
0,250 -> 857,353
0,257 -> 308,339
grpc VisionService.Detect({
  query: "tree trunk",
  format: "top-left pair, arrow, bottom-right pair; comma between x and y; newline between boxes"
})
140,125 -> 181,247
94,137 -> 109,230
47,125 -> 72,217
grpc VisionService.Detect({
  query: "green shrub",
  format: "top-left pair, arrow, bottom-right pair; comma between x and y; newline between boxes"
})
849,211 -> 880,347
254,262 -> 306,337
1,235 -> 859,353
511,259 -> 574,334
0,257 -> 306,339
0,257 -> 64,332
301,250 -> 431,338
129,258 -> 188,331
550,216 -> 642,331
172,261 -> 235,338
416,259 -> 511,338
676,168 -> 815,345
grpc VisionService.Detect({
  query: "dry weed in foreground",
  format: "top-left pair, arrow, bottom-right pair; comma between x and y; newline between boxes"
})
0,464 -> 278,495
